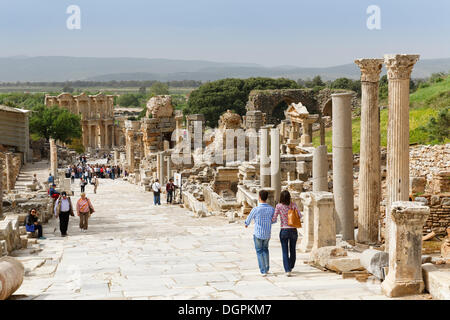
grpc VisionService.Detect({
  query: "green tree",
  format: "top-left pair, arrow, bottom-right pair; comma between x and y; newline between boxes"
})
185,77 -> 299,127
29,105 -> 81,143
117,93 -> 144,107
417,107 -> 450,143
330,77 -> 361,97
150,82 -> 169,95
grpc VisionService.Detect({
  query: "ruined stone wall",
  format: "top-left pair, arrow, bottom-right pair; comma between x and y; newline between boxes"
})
0,152 -> 21,192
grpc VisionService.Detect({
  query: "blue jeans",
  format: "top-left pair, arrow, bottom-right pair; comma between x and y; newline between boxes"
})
280,228 -> 298,272
153,193 -> 161,205
253,235 -> 270,274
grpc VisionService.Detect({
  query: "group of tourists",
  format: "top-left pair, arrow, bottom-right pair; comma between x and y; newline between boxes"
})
151,178 -> 178,205
245,189 -> 302,277
26,192 -> 95,238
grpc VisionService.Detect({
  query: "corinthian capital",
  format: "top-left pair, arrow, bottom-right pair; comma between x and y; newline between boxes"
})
384,54 -> 420,80
354,58 -> 384,82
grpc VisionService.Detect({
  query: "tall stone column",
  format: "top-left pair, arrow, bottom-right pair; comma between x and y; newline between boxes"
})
99,124 -> 105,149
127,132 -> 135,171
0,158 -> 3,219
49,139 -> 57,179
104,123 -> 109,149
111,122 -> 116,148
159,152 -> 165,183
381,201 -> 429,297
299,192 -> 314,252
156,153 -> 161,181
82,124 -> 89,150
5,153 -> 13,193
114,149 -> 119,166
165,156 -> 171,181
259,126 -> 270,188
311,191 -> 336,251
355,58 -> 383,244
331,92 -> 354,241
270,127 -> 281,202
312,145 -> 328,191
384,54 -> 420,251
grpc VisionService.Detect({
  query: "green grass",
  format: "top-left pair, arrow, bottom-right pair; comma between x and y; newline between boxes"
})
313,75 -> 450,153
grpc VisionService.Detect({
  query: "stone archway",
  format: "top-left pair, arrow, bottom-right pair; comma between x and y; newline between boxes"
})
322,99 -> 332,118
246,89 -> 318,124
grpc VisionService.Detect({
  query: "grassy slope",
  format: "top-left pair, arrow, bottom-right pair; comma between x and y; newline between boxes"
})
314,76 -> 450,153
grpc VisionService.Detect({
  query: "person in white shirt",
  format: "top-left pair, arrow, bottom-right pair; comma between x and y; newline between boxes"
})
54,191 -> 74,237
152,179 -> 161,205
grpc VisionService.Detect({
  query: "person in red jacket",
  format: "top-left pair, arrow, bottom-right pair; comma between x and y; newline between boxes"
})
166,179 -> 175,204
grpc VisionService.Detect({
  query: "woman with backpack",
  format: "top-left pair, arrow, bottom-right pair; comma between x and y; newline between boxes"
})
272,190 -> 302,277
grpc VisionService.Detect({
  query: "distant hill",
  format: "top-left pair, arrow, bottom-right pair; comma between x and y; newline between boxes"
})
0,56 -> 449,82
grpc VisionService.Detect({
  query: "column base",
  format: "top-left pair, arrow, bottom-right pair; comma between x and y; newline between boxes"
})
299,240 -> 313,253
381,277 -> 424,297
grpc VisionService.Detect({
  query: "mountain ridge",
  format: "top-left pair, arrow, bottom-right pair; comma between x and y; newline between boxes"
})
0,56 -> 449,82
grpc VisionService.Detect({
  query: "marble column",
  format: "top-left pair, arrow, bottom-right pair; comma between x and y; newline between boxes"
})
299,192 -> 314,252
5,153 -> 13,193
331,92 -> 354,241
114,149 -> 119,166
165,156 -> 171,181
49,139 -> 57,179
381,201 -> 429,297
384,54 -> 420,251
111,122 -> 116,148
312,145 -> 328,191
127,133 -> 135,171
82,124 -> 89,149
159,152 -> 165,183
319,118 -> 326,146
311,191 -> 336,251
104,123 -> 109,149
259,126 -> 270,188
0,158 -> 3,219
270,127 -> 281,202
156,153 -> 161,181
99,124 -> 106,149
355,58 -> 383,244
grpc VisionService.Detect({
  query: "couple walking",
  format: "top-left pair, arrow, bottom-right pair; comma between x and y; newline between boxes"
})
54,192 -> 95,235
245,189 -> 301,277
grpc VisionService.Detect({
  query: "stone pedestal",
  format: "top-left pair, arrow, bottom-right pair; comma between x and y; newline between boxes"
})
165,156 -> 171,181
299,192 -> 314,252
384,54 -> 420,252
312,145 -> 328,192
270,128 -> 281,202
259,127 -> 270,188
311,191 -> 336,251
381,201 -> 429,297
0,257 -> 24,300
355,58 -> 383,244
331,93 -> 354,241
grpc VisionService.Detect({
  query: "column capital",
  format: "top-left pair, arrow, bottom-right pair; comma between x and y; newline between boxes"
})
354,58 -> 383,82
384,54 -> 420,80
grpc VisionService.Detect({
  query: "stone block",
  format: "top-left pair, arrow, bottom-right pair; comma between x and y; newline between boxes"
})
410,176 -> 426,195
422,263 -> 450,300
360,249 -> 389,280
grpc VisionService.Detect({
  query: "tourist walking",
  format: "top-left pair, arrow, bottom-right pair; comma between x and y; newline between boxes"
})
76,192 -> 95,232
244,190 -> 275,276
166,178 -> 175,204
272,190 -> 302,277
152,179 -> 161,205
80,177 -> 87,193
92,175 -> 99,194
25,208 -> 46,239
54,191 -> 74,237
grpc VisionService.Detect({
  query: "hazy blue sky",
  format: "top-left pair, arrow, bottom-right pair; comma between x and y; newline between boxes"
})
0,0 -> 449,67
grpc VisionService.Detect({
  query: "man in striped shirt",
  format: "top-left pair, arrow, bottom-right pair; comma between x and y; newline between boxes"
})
245,190 -> 275,276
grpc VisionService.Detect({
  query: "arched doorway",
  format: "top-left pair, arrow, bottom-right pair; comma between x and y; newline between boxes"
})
322,99 -> 332,118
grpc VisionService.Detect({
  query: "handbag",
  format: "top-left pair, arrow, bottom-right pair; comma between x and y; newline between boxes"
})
287,203 -> 302,228
26,224 -> 35,233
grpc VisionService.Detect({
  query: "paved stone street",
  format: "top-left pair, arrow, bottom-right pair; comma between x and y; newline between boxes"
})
10,164 -> 393,300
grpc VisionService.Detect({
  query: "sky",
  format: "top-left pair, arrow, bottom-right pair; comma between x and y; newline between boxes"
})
0,0 -> 449,67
